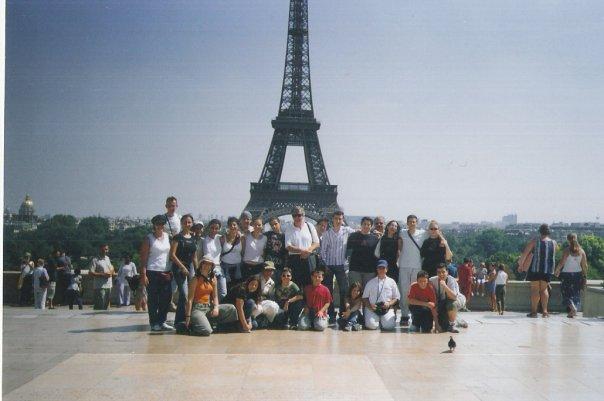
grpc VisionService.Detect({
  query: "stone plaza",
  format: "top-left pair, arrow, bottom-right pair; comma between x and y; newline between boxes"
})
2,306 -> 603,401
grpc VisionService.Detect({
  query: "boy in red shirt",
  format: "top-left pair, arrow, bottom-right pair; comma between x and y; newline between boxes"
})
407,270 -> 438,333
298,270 -> 332,331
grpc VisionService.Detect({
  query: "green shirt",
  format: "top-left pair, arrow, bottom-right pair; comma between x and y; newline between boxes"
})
275,282 -> 301,302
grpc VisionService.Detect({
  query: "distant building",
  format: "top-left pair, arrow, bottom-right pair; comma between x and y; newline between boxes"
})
5,194 -> 39,232
502,214 -> 517,227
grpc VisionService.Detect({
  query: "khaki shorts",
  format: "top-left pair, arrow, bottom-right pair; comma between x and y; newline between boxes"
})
47,282 -> 57,300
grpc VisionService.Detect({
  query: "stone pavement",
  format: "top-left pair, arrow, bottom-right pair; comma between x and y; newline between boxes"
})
2,306 -> 603,400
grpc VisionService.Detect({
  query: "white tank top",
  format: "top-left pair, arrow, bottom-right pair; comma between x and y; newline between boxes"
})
221,236 -> 242,264
562,253 -> 582,273
146,233 -> 170,272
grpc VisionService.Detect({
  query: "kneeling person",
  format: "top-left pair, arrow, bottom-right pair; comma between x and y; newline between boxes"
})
430,263 -> 464,333
407,270 -> 437,333
363,259 -> 400,330
298,269 -> 332,331
185,255 -> 237,336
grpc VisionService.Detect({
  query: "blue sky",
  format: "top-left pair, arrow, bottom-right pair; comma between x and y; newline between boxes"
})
4,0 -> 604,222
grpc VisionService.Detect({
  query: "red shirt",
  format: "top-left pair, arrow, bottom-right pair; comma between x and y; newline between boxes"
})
458,263 -> 474,286
304,284 -> 332,310
407,282 -> 436,303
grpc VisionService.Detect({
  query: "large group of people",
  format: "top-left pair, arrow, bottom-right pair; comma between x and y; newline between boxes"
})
18,196 -> 590,333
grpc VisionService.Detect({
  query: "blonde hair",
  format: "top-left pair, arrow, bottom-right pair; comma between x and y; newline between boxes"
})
567,233 -> 581,255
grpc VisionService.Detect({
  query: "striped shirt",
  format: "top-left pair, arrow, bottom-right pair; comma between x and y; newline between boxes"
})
530,237 -> 556,275
320,226 -> 356,266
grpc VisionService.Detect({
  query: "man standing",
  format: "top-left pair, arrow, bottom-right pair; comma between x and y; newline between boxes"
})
239,211 -> 253,234
430,263 -> 464,333
398,214 -> 428,327
315,218 -> 329,242
321,210 -> 355,322
347,217 -> 379,287
284,206 -> 320,288
362,260 -> 400,331
17,253 -> 34,306
89,244 -> 115,310
372,216 -> 385,237
264,217 -> 288,276
164,196 -> 181,238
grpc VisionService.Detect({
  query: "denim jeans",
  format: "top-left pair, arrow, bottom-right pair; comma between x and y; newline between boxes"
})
34,288 -> 47,309
221,262 -> 241,284
324,265 -> 349,320
560,272 -> 583,310
337,309 -> 362,329
66,289 -> 83,310
298,308 -> 328,331
275,299 -> 303,327
172,268 -> 188,329
146,271 -> 172,326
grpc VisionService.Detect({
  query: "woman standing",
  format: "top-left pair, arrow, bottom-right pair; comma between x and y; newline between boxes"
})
519,224 -> 557,318
554,233 -> 588,318
203,219 -> 225,300
485,263 -> 497,312
170,214 -> 198,333
420,220 -> 453,277
375,220 -> 402,283
220,217 -> 243,287
185,255 -> 237,336
241,217 -> 267,279
140,215 -> 173,332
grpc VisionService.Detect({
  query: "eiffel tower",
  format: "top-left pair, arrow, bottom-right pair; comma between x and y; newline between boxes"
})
244,0 -> 341,222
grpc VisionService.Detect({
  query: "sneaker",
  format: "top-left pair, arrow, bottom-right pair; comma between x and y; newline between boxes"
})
161,322 -> 175,331
447,325 -> 459,334
343,325 -> 352,332
400,318 -> 410,327
456,319 -> 468,328
526,312 -> 538,318
283,323 -> 291,330
352,324 -> 363,331
151,324 -> 161,332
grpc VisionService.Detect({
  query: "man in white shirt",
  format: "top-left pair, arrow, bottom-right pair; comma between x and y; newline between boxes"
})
430,263 -> 464,333
398,214 -> 428,327
321,210 -> 355,322
363,259 -> 400,331
164,196 -> 181,238
284,206 -> 320,288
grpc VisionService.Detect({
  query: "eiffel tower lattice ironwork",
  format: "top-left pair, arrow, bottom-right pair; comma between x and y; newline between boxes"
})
244,0 -> 341,222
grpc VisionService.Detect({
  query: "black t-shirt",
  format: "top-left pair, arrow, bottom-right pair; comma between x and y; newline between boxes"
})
347,232 -> 379,273
46,258 -> 58,282
420,237 -> 446,274
378,236 -> 399,269
264,231 -> 287,269
172,233 -> 197,267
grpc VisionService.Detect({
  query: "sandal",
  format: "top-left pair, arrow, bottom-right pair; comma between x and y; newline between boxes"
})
526,312 -> 538,318
542,312 -> 550,318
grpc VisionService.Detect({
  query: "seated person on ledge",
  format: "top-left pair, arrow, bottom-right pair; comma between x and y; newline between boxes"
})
362,259 -> 400,331
298,269 -> 331,331
407,270 -> 438,333
430,263 -> 465,333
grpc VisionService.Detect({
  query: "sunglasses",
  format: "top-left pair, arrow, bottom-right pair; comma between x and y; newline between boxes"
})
429,227 -> 439,231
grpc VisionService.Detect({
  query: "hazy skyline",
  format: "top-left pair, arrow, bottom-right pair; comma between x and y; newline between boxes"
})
4,0 -> 603,223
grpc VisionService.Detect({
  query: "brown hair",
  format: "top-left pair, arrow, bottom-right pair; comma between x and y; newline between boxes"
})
567,233 -> 581,255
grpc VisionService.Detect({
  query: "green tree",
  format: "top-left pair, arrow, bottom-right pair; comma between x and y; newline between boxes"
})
579,235 -> 604,279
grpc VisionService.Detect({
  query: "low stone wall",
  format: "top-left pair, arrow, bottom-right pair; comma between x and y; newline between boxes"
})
4,271 -> 603,314
583,286 -> 604,318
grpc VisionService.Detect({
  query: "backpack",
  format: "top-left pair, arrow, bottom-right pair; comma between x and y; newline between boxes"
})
39,273 -> 49,289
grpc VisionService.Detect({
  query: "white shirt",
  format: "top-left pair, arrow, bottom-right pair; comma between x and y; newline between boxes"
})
320,226 -> 356,266
203,235 -> 222,265
146,233 -> 171,272
118,262 -> 138,282
285,222 -> 319,255
430,275 -> 459,301
495,270 -> 508,285
259,275 -> 276,300
362,276 -> 400,304
243,233 -> 267,263
164,213 -> 181,237
562,253 -> 582,273
221,236 -> 243,265
398,229 -> 428,269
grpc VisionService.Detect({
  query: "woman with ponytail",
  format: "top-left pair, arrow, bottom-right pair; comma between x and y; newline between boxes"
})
555,233 -> 588,318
